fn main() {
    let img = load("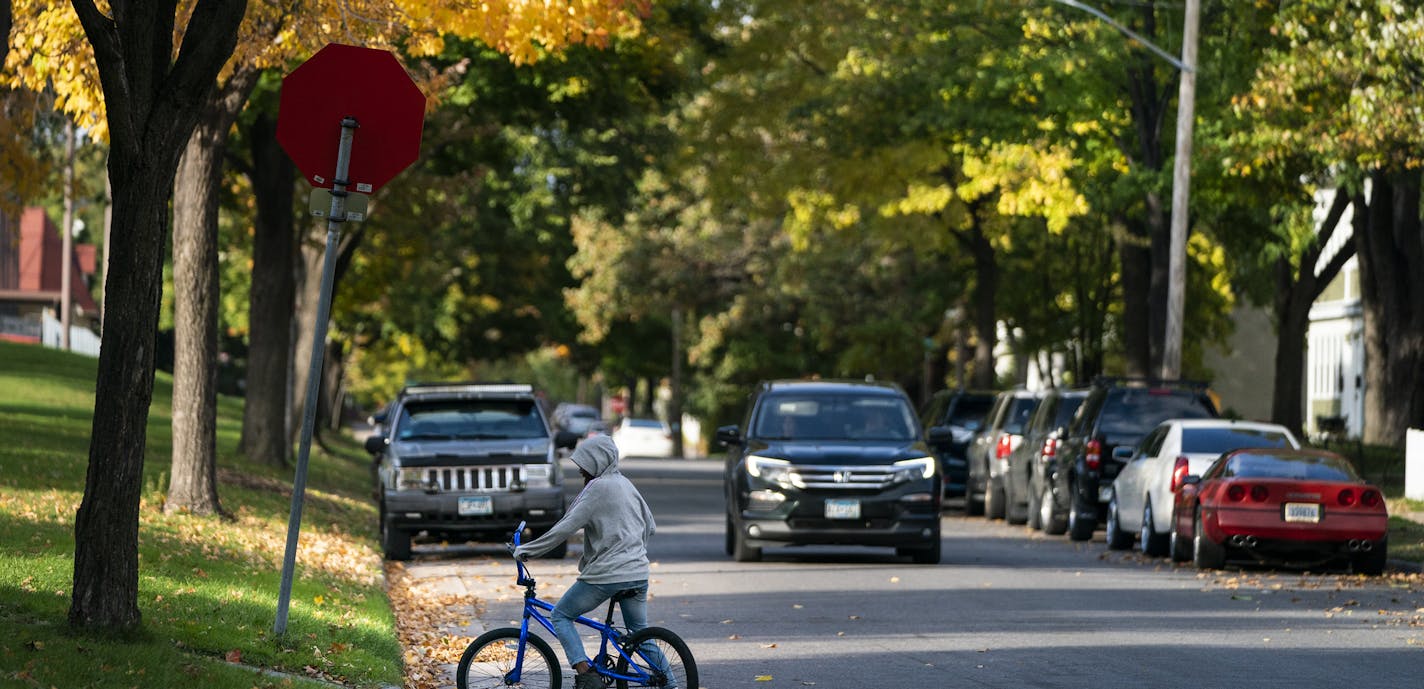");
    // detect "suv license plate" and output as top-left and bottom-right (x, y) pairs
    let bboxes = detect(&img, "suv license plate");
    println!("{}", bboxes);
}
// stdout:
(458, 496), (493, 516)
(825, 499), (860, 520)
(1283, 502), (1320, 523)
